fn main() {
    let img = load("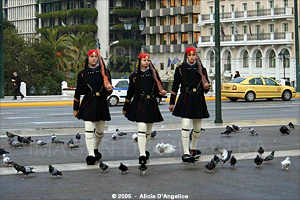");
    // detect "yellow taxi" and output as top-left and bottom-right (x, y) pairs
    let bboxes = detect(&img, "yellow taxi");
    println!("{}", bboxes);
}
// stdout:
(221, 76), (296, 102)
